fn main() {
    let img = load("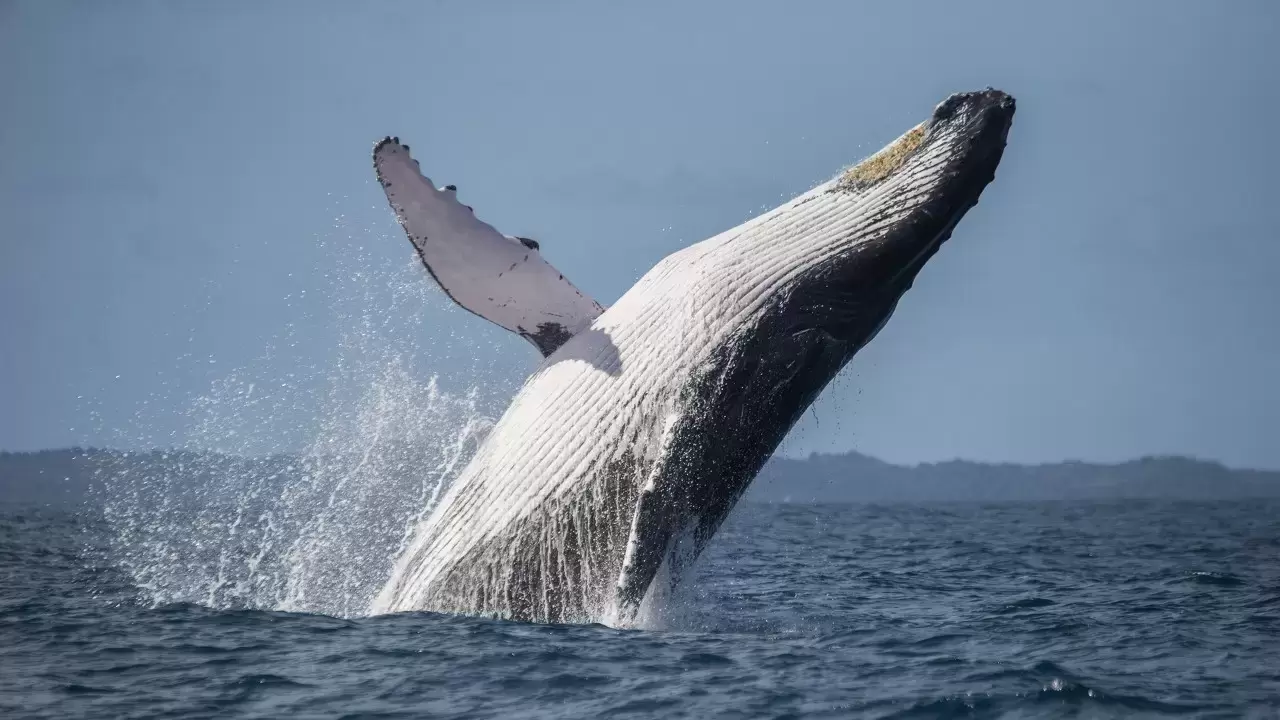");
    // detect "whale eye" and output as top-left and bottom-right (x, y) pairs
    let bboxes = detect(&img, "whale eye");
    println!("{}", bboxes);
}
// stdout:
(837, 122), (927, 191)
(517, 237), (540, 251)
